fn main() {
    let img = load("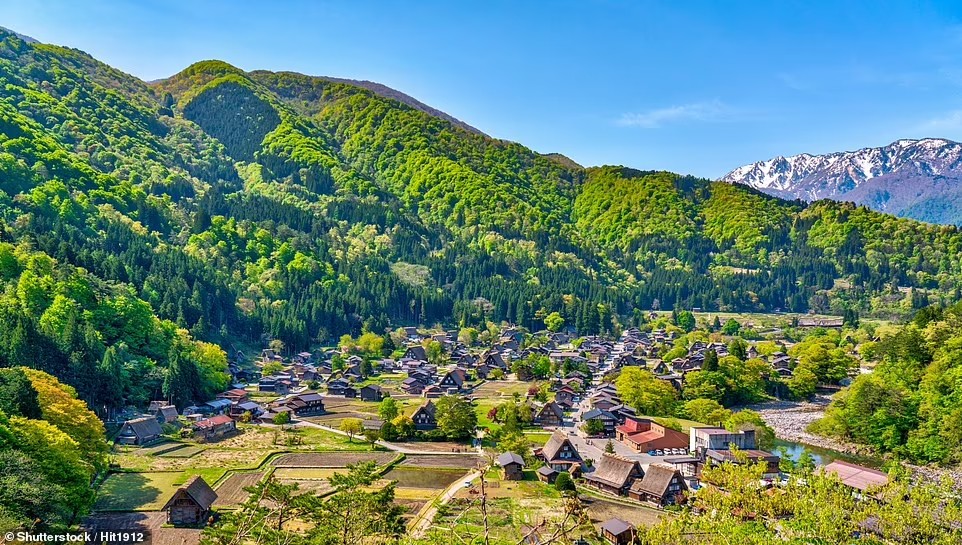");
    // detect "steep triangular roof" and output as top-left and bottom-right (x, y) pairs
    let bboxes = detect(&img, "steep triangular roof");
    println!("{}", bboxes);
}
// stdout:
(630, 463), (683, 497)
(584, 453), (643, 489)
(162, 475), (217, 511)
(542, 430), (581, 462)
(537, 401), (564, 420)
(121, 416), (163, 439)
